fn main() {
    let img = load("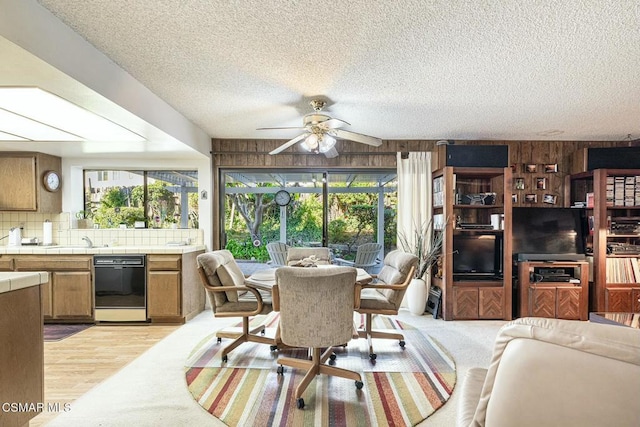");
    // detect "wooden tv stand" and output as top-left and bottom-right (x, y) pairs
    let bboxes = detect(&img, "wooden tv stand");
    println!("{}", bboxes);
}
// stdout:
(518, 261), (589, 320)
